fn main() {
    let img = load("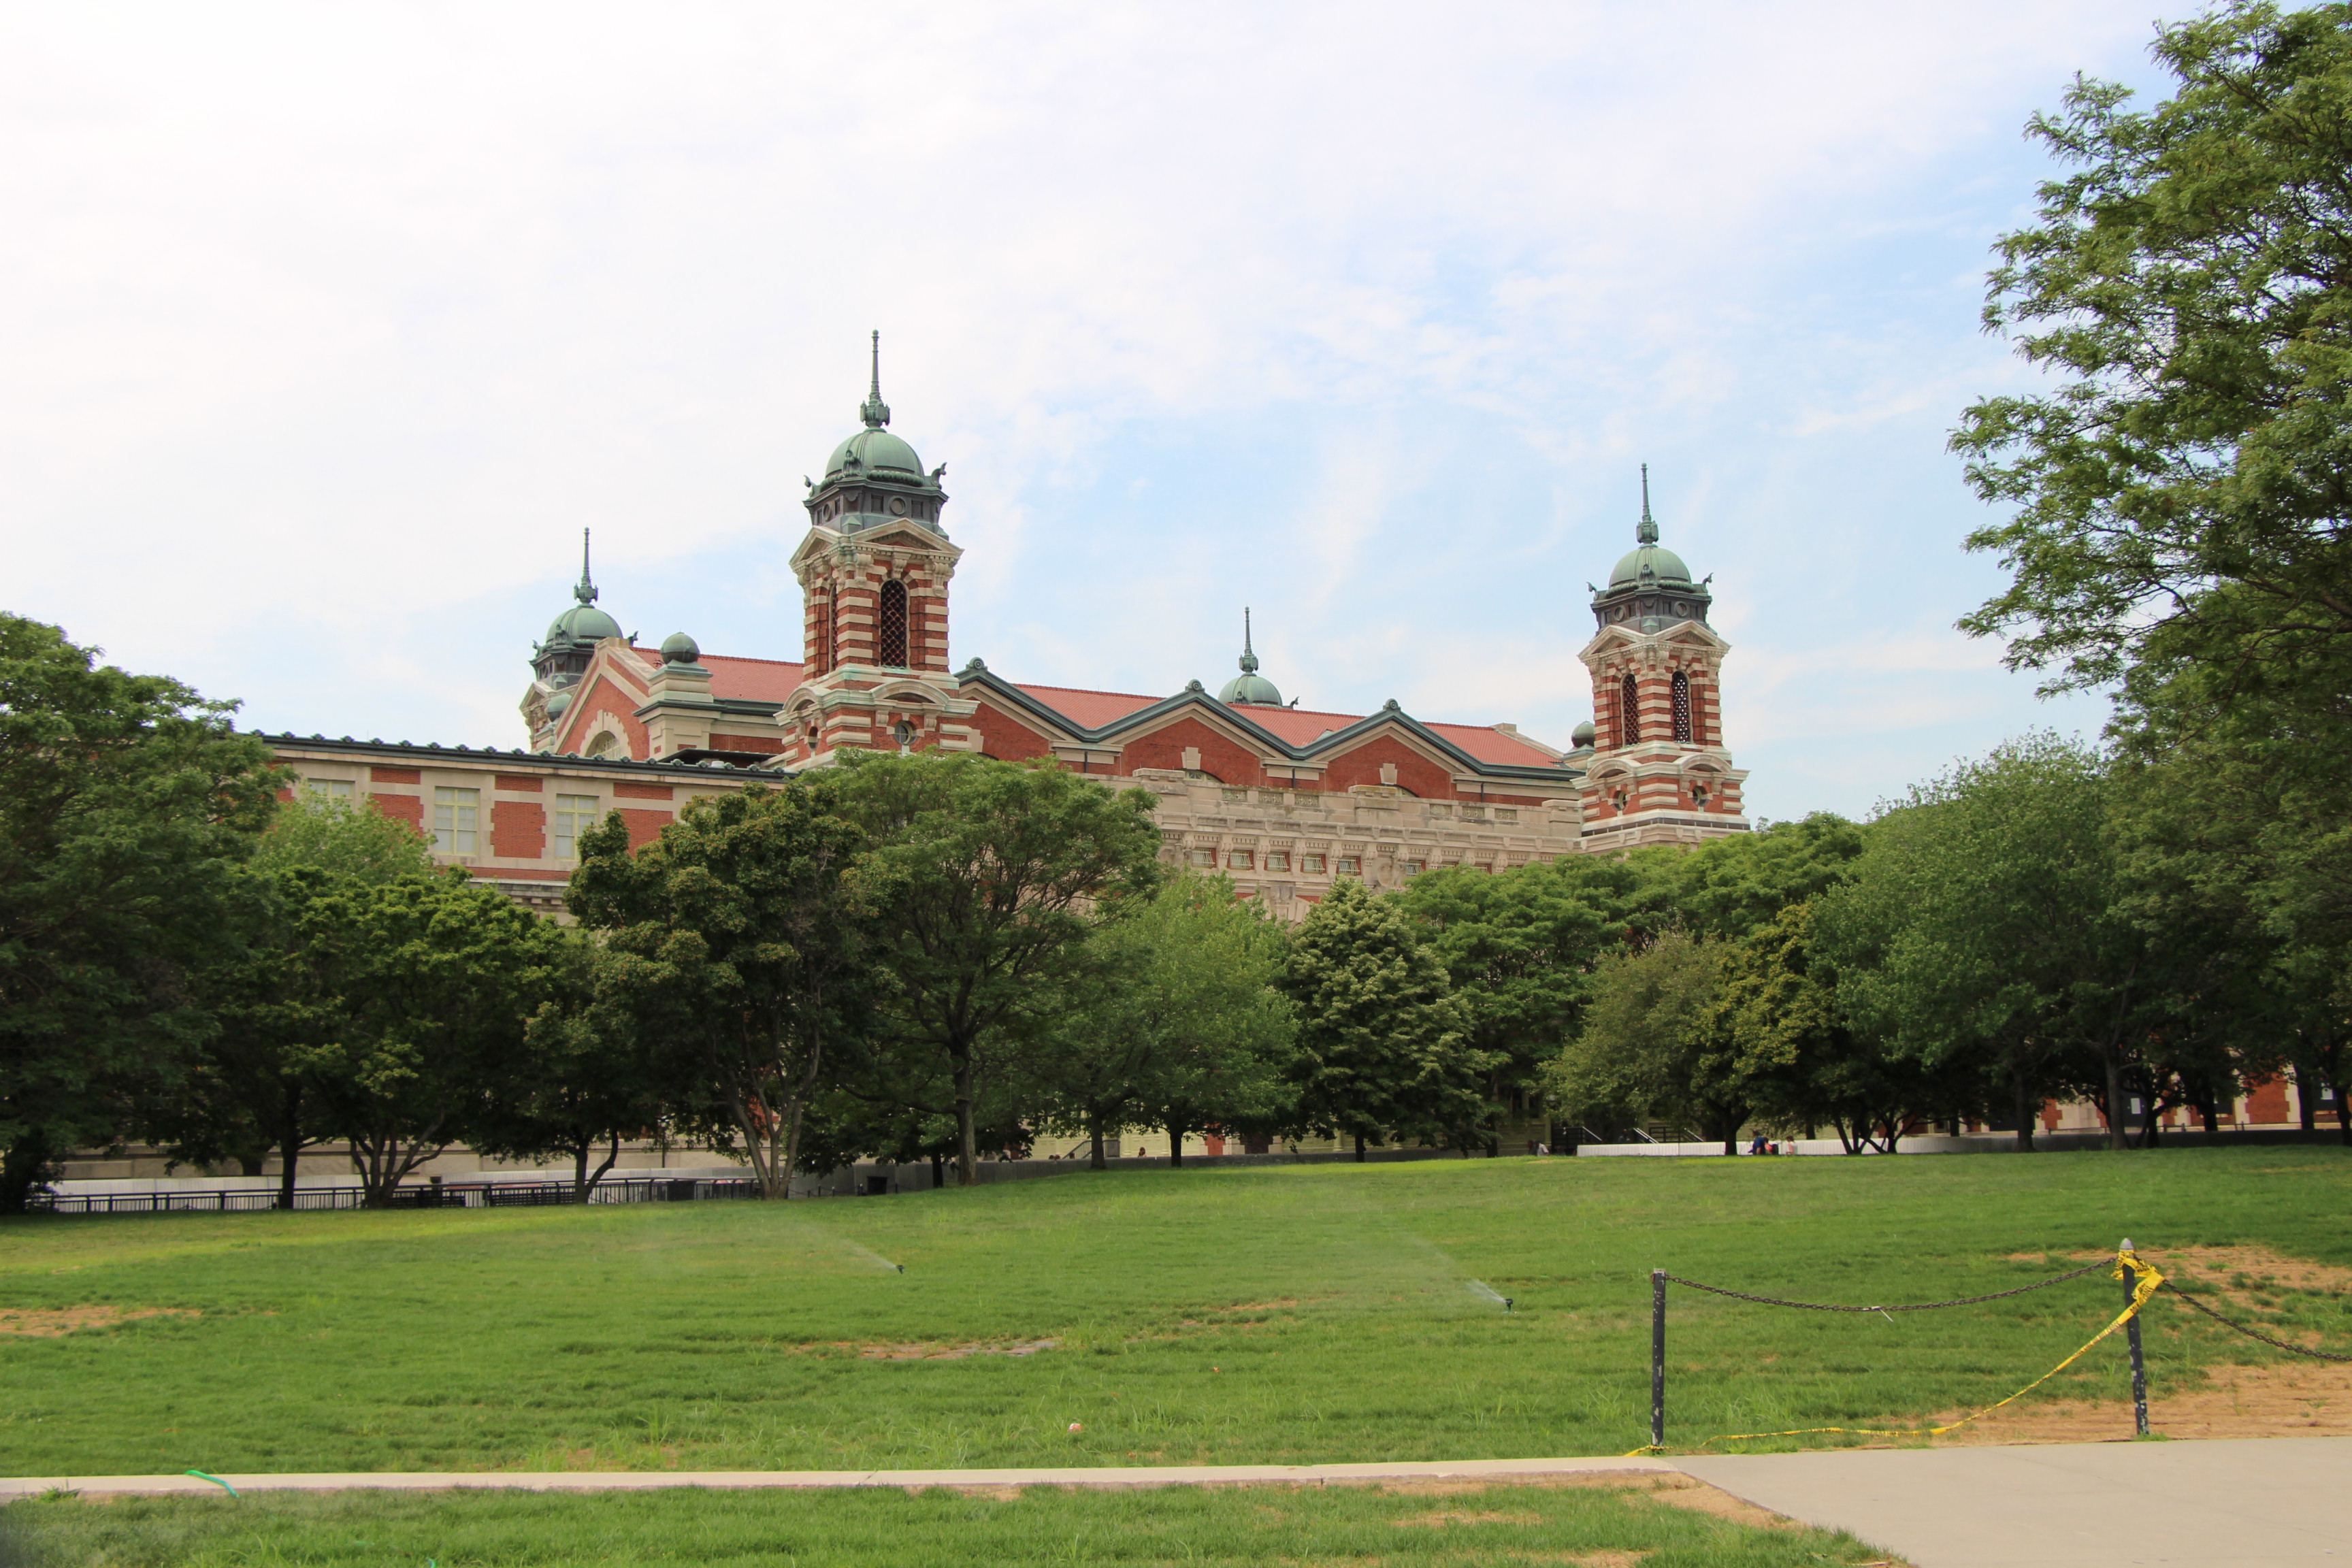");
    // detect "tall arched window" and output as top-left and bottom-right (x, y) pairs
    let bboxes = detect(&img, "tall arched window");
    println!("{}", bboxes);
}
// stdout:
(877, 579), (909, 667)
(1620, 672), (1640, 745)
(1671, 670), (1692, 743)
